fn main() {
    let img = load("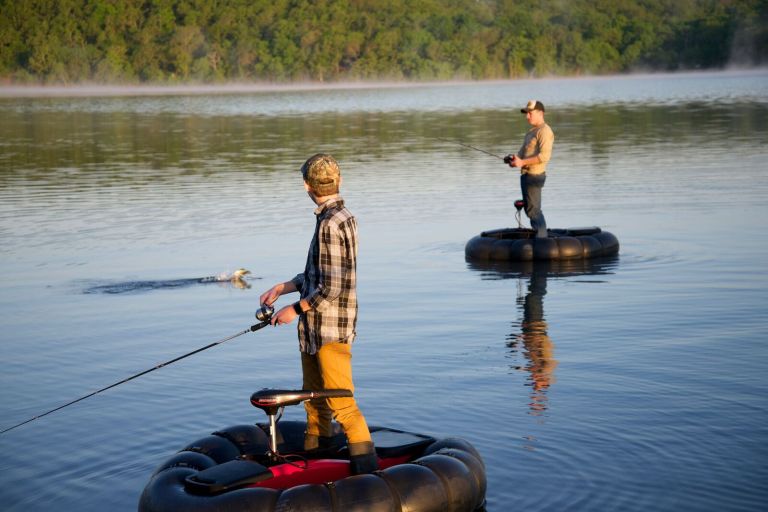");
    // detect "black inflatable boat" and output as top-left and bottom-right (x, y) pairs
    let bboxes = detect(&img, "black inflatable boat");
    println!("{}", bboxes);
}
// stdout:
(139, 388), (487, 512)
(466, 226), (619, 262)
